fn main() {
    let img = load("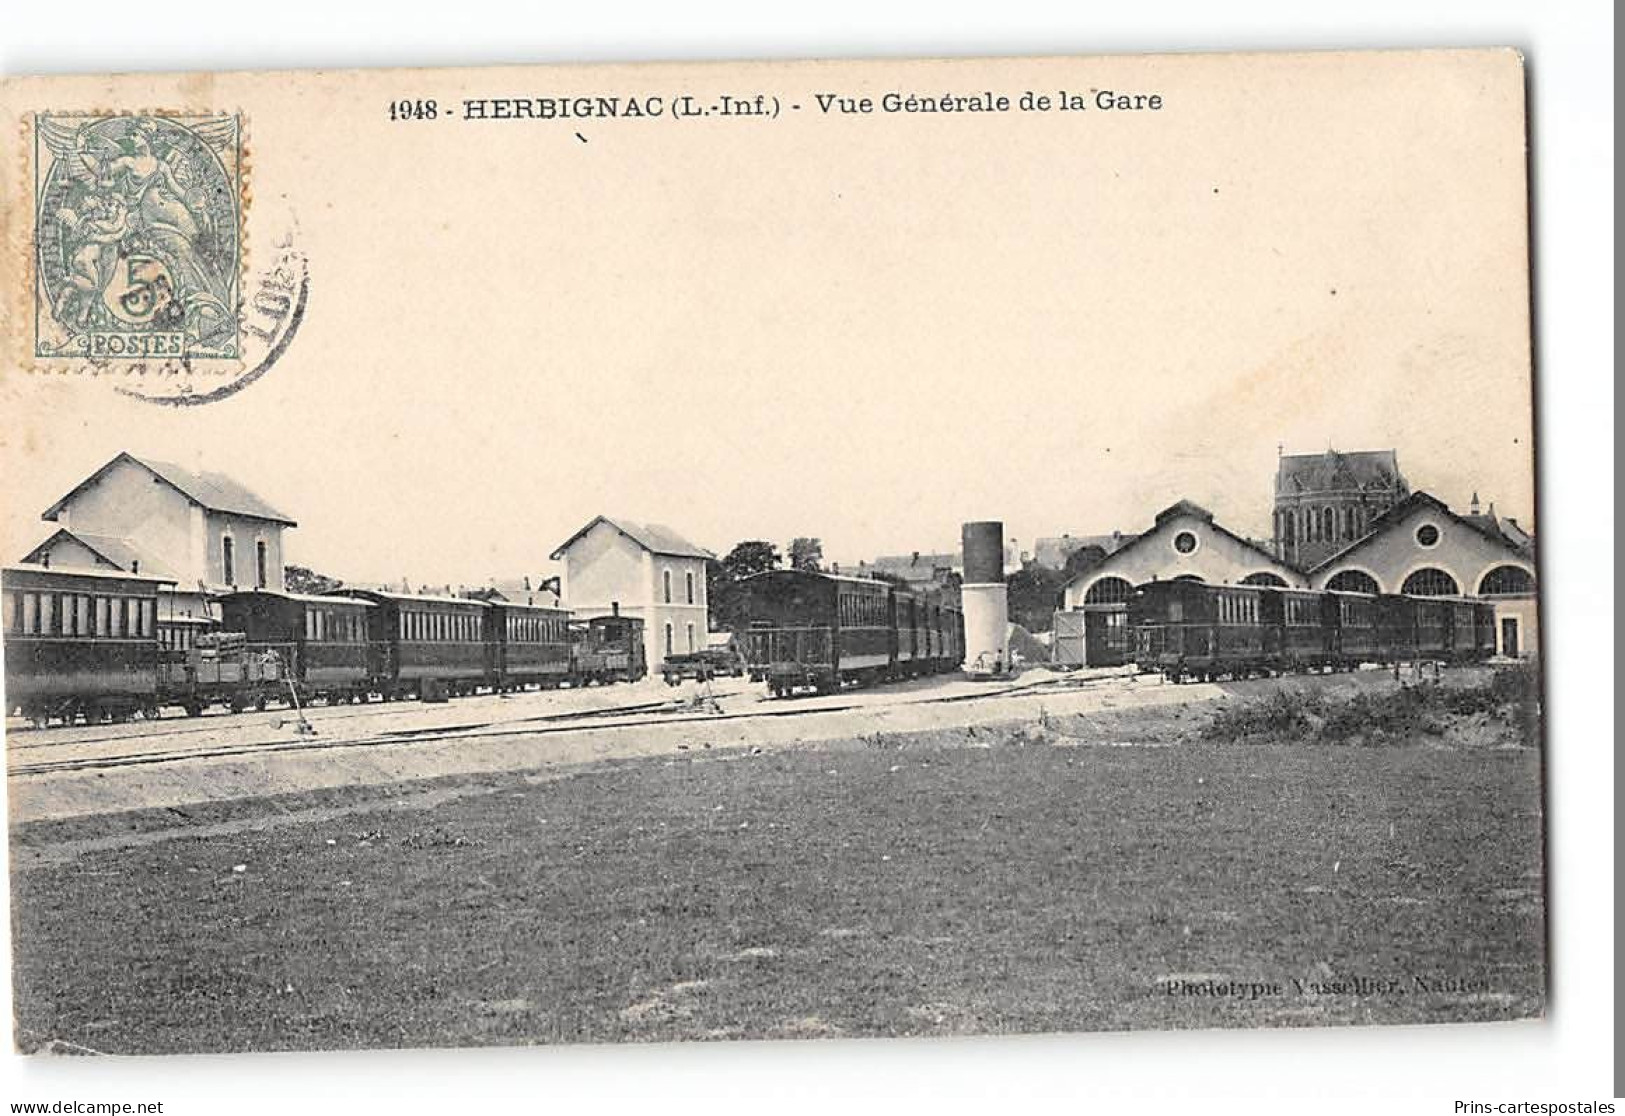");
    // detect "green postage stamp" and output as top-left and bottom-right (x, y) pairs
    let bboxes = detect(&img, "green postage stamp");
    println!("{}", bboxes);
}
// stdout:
(34, 113), (242, 362)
